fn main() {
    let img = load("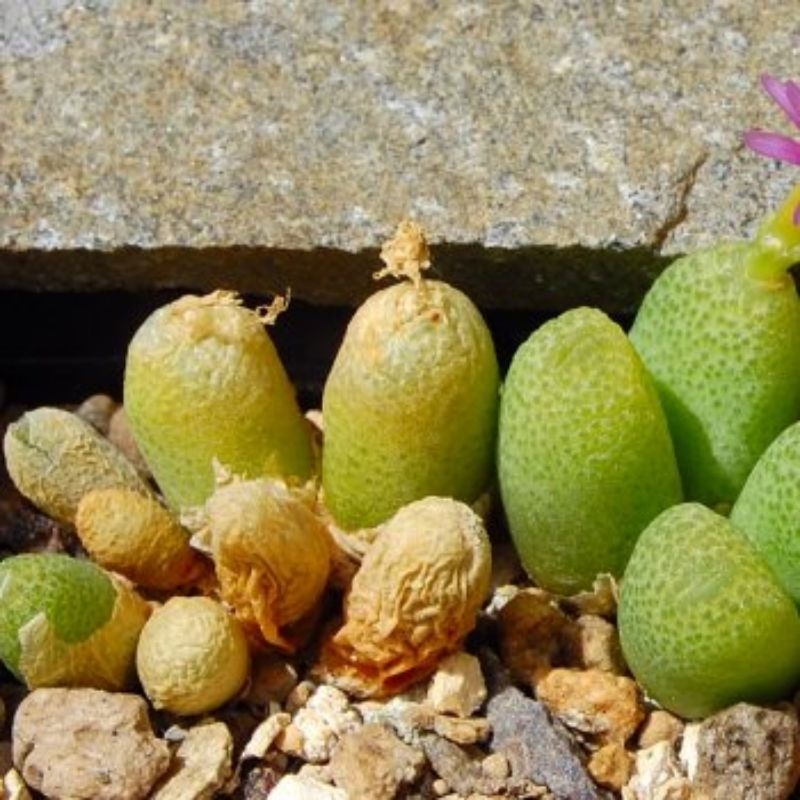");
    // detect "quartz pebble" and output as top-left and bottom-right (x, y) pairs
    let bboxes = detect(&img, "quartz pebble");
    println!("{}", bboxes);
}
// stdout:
(282, 685), (362, 763)
(536, 668), (646, 745)
(622, 740), (691, 800)
(329, 723), (426, 799)
(358, 697), (436, 746)
(12, 688), (171, 800)
(427, 651), (488, 717)
(689, 703), (800, 800)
